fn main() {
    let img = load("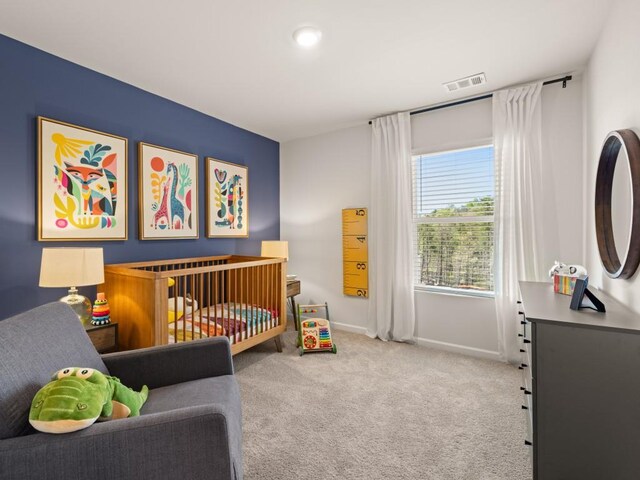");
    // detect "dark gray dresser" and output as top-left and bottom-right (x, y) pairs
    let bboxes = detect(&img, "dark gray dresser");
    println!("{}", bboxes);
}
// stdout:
(519, 281), (640, 480)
